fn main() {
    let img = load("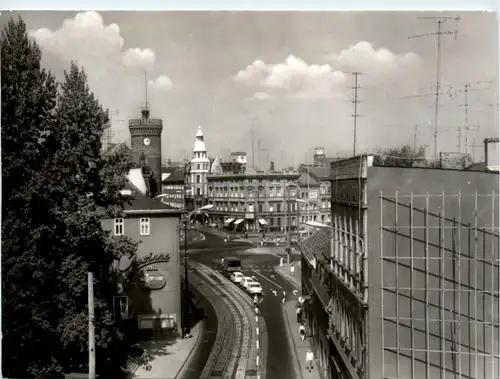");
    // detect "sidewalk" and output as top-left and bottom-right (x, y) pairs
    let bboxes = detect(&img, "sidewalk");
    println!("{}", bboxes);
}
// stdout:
(276, 263), (321, 379)
(246, 246), (301, 256)
(128, 322), (203, 379)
